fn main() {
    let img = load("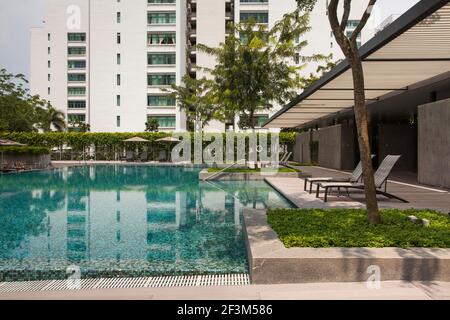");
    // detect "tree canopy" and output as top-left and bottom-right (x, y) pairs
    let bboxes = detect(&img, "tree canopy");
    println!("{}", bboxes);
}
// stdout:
(196, 10), (324, 130)
(0, 68), (66, 132)
(165, 75), (216, 132)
